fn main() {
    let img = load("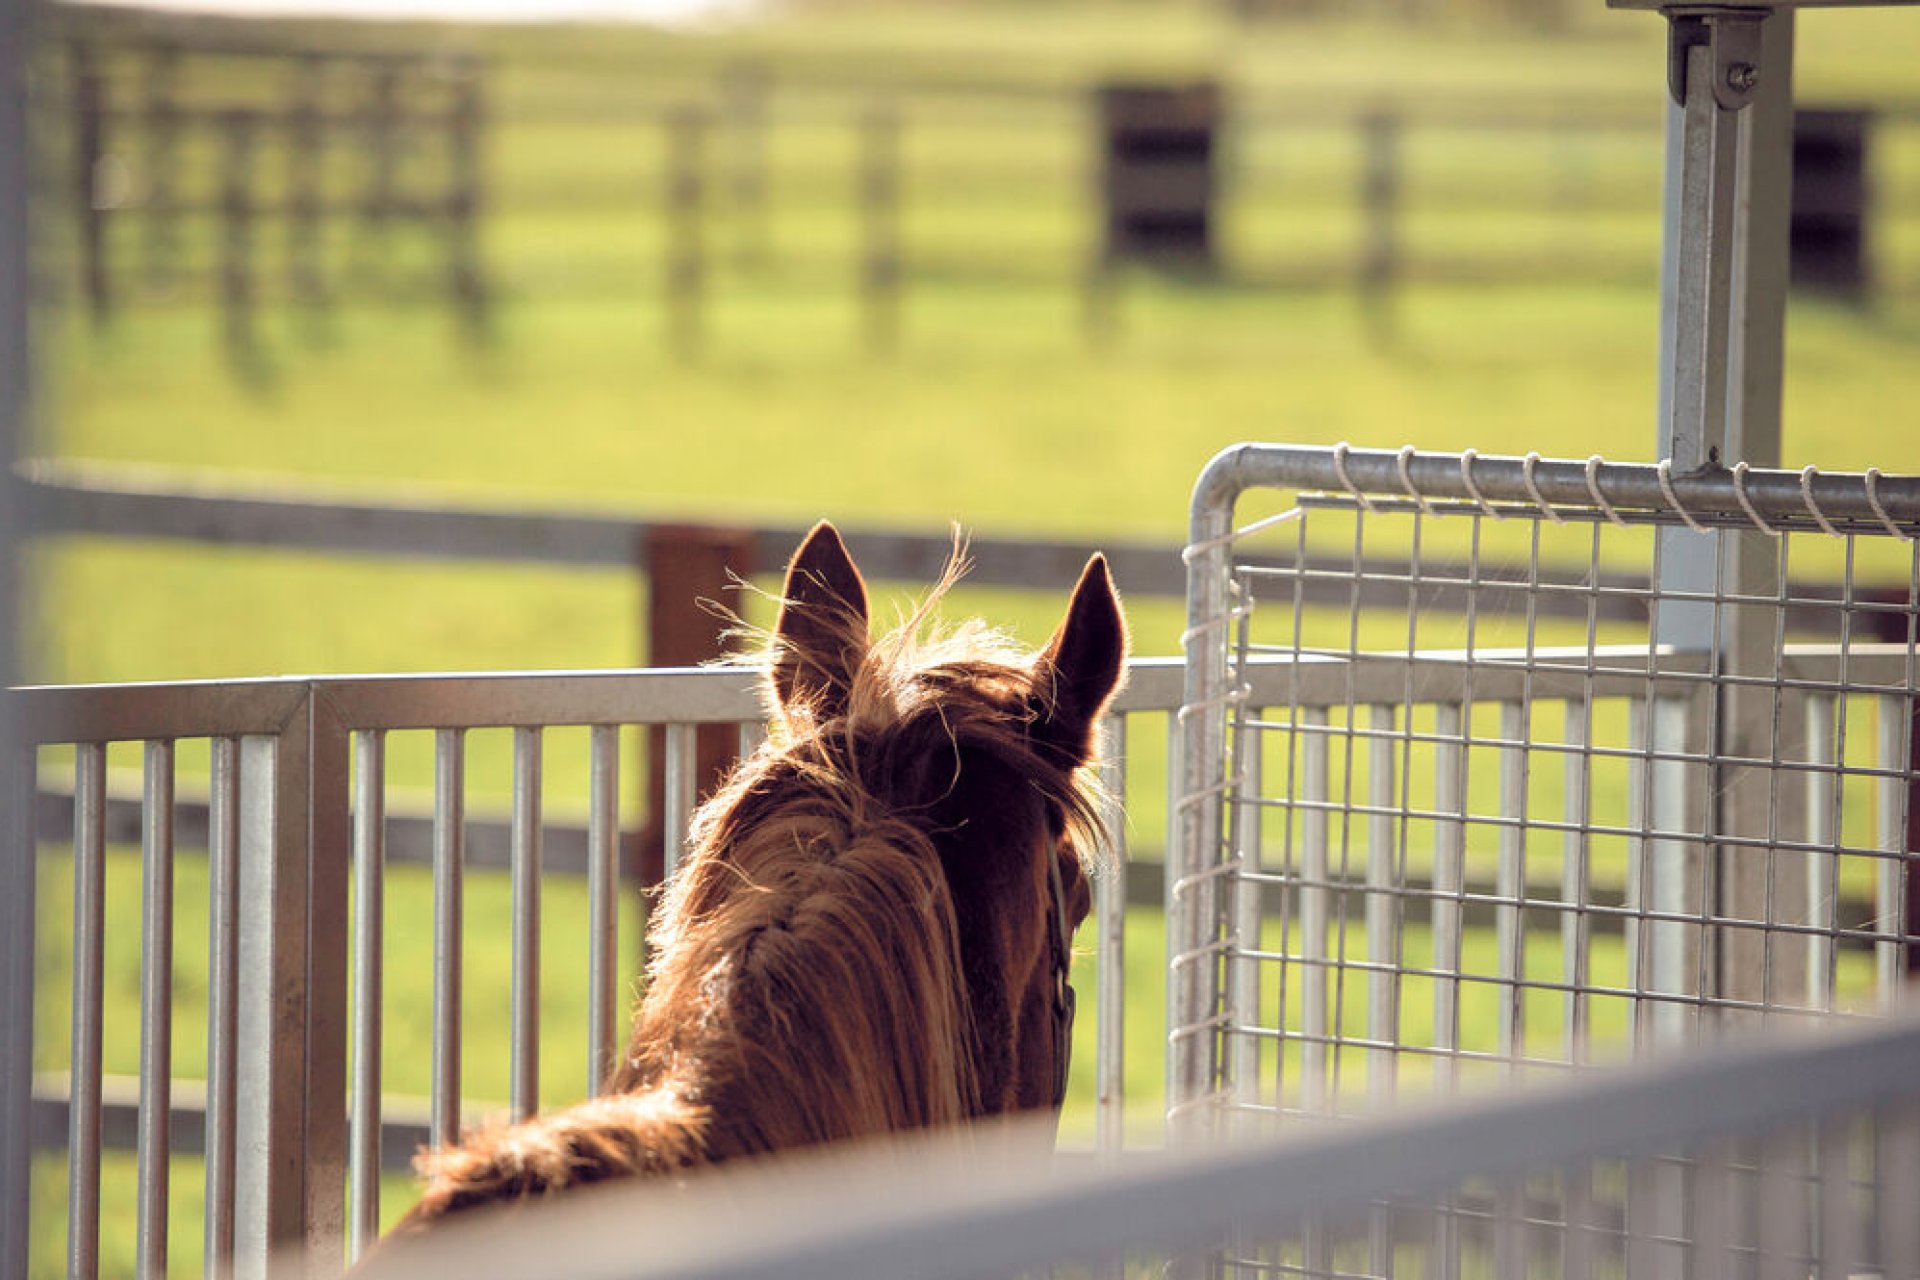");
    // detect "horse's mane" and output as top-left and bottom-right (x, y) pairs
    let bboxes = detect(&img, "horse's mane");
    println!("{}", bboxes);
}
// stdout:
(405, 556), (1108, 1221)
